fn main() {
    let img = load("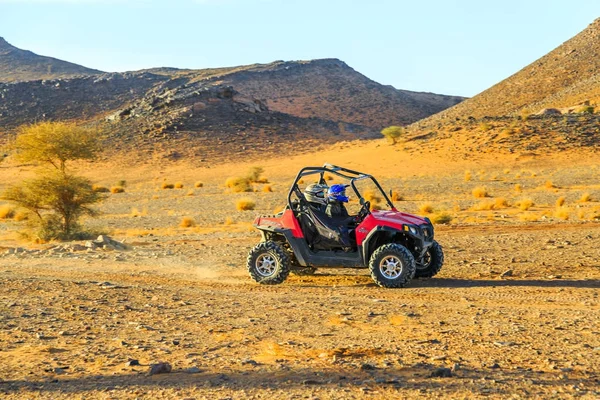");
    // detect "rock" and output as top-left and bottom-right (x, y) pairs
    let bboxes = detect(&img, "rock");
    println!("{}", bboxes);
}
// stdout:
(126, 359), (140, 367)
(92, 235), (128, 251)
(241, 359), (259, 366)
(489, 363), (501, 369)
(451, 363), (461, 372)
(500, 269), (513, 278)
(148, 362), (172, 376)
(360, 363), (377, 370)
(185, 366), (202, 374)
(430, 367), (452, 378)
